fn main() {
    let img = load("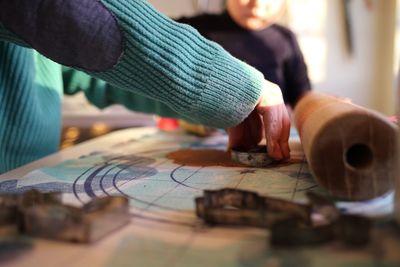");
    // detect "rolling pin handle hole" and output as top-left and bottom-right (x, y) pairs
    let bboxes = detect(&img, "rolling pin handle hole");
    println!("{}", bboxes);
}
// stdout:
(345, 144), (373, 170)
